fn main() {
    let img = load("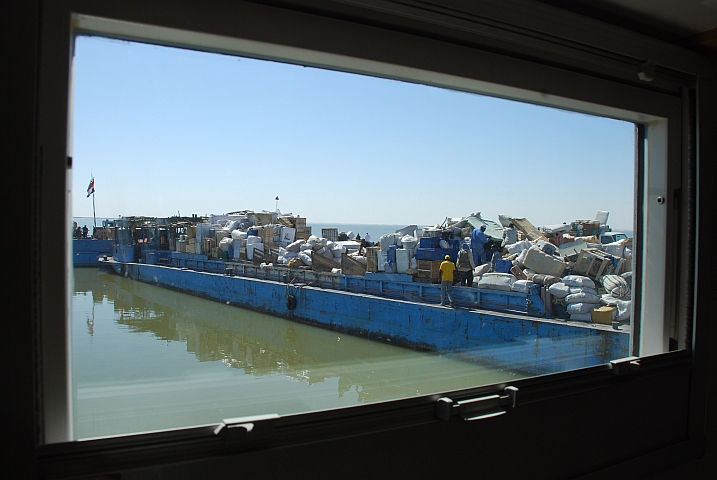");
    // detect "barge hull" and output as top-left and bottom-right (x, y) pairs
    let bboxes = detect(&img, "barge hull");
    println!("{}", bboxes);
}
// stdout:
(107, 262), (629, 375)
